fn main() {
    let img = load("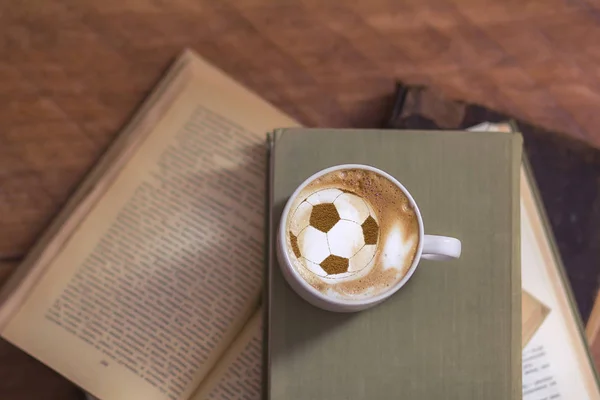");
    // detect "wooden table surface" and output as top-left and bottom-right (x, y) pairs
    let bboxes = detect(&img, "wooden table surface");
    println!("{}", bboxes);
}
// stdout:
(1, 0), (600, 398)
